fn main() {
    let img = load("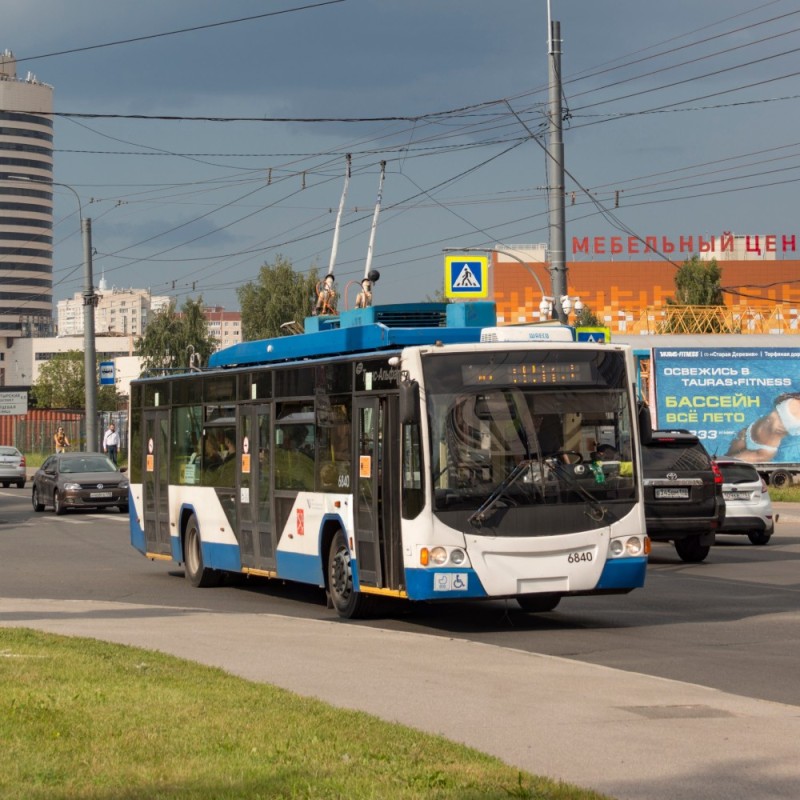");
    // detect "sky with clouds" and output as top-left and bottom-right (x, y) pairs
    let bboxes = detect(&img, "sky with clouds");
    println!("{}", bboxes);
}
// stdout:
(4, 0), (799, 312)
